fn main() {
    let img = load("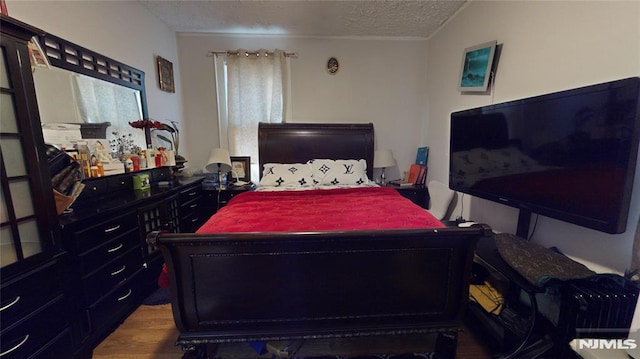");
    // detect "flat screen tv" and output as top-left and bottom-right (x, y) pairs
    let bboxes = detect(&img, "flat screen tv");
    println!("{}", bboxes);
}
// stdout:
(450, 77), (640, 235)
